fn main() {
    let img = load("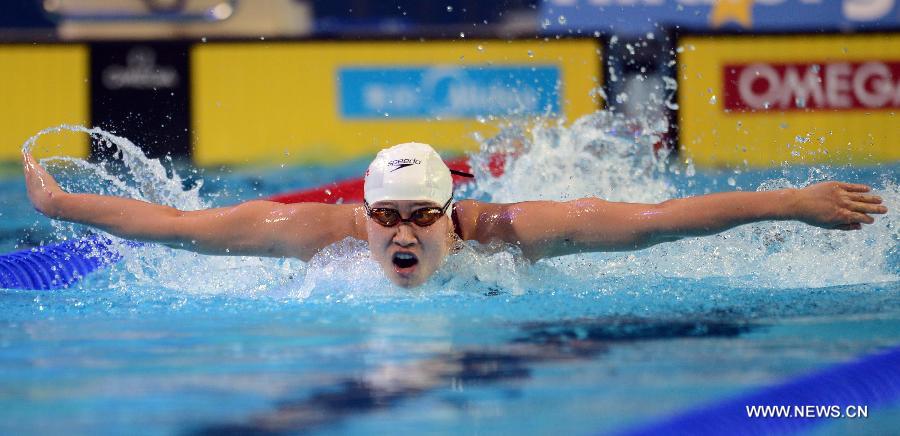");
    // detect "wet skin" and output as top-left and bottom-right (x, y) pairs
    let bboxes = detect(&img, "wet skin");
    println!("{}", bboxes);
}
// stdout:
(364, 200), (455, 288)
(24, 151), (889, 291)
